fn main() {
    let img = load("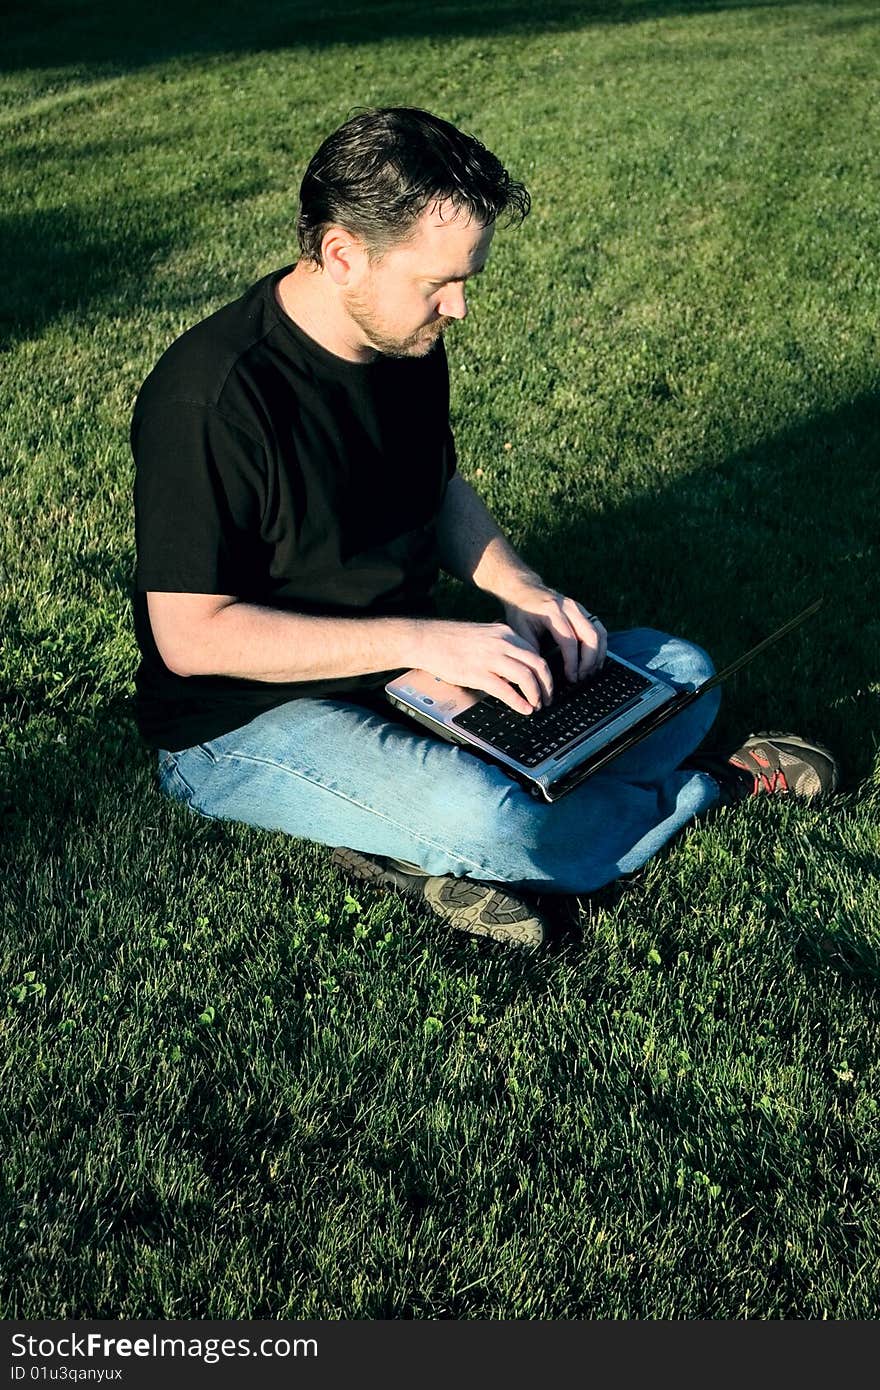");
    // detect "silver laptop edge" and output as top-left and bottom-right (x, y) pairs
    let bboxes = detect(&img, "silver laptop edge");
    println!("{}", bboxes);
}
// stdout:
(384, 597), (825, 803)
(385, 651), (679, 797)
